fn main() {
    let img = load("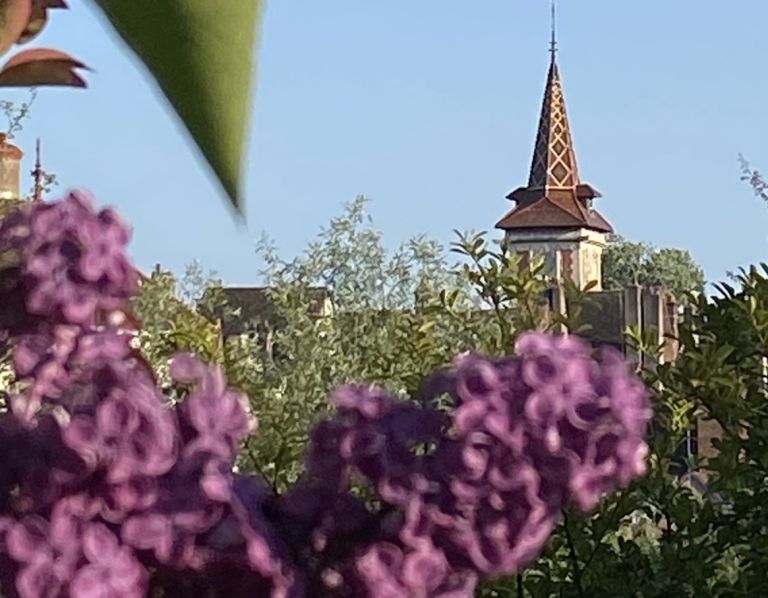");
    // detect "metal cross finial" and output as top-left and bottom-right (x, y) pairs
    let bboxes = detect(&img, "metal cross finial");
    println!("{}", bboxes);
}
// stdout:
(549, 0), (558, 60)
